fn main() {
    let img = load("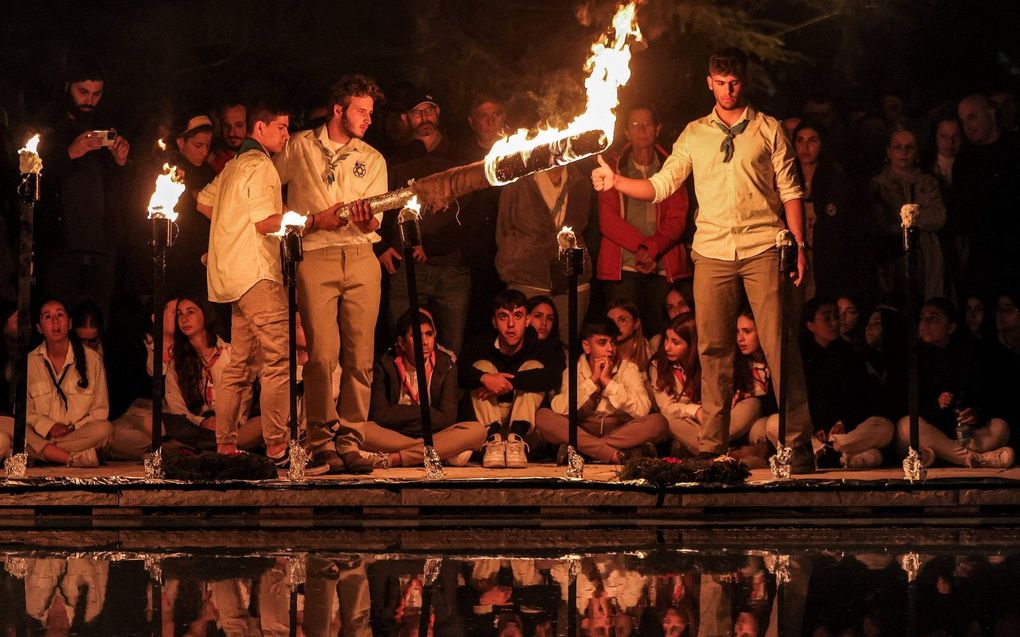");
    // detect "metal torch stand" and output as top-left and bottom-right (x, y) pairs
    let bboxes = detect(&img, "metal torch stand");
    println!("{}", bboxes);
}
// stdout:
(399, 207), (443, 479)
(769, 235), (798, 479)
(6, 172), (38, 479)
(902, 226), (926, 482)
(562, 246), (586, 479)
(145, 216), (174, 480)
(281, 232), (309, 481)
